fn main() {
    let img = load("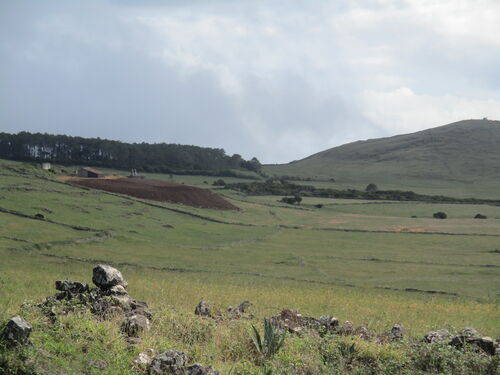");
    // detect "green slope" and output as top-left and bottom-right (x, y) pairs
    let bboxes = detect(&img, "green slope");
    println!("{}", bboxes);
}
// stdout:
(264, 119), (500, 198)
